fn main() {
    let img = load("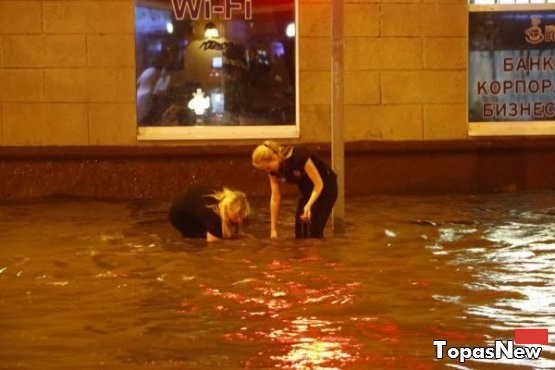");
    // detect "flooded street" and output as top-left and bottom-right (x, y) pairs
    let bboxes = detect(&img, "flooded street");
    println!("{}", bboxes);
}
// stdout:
(0, 191), (554, 369)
